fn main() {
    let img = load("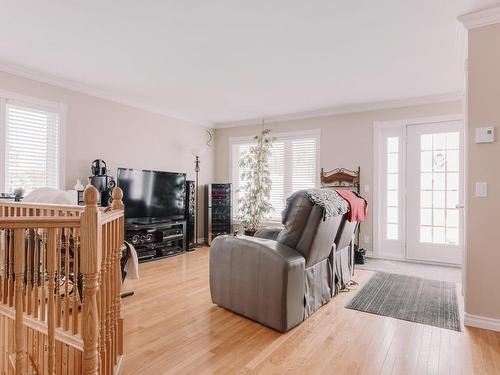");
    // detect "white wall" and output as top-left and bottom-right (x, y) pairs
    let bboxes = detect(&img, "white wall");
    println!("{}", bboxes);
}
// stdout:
(0, 70), (214, 238)
(214, 100), (462, 253)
